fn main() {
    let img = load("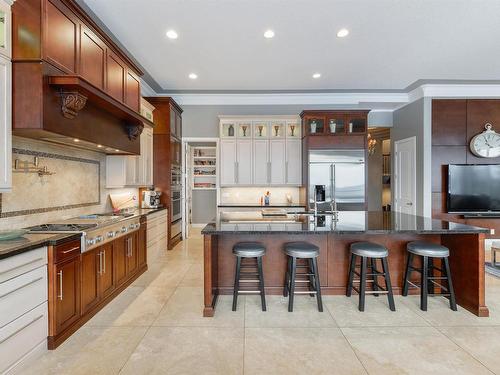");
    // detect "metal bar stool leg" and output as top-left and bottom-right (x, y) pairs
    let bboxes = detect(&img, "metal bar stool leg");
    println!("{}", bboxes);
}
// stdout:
(382, 257), (396, 311)
(232, 257), (242, 311)
(346, 254), (356, 297)
(257, 256), (266, 311)
(283, 257), (291, 297)
(371, 258), (379, 297)
(420, 256), (429, 311)
(308, 259), (315, 297)
(359, 256), (367, 312)
(402, 253), (413, 296)
(443, 257), (457, 311)
(427, 258), (435, 295)
(311, 257), (323, 312)
(288, 257), (297, 312)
